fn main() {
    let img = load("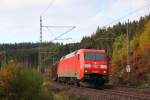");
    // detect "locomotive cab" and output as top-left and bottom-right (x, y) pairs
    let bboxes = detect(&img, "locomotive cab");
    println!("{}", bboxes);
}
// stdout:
(82, 51), (109, 85)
